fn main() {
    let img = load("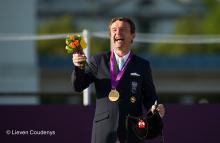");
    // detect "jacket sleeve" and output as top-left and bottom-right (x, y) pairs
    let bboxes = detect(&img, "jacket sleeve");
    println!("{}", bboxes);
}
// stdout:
(142, 62), (158, 111)
(71, 56), (97, 92)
